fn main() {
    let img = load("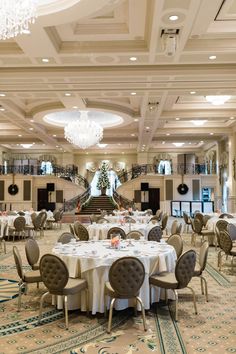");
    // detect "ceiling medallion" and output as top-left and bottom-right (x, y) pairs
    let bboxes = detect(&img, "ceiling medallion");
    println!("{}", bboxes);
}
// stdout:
(64, 111), (103, 149)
